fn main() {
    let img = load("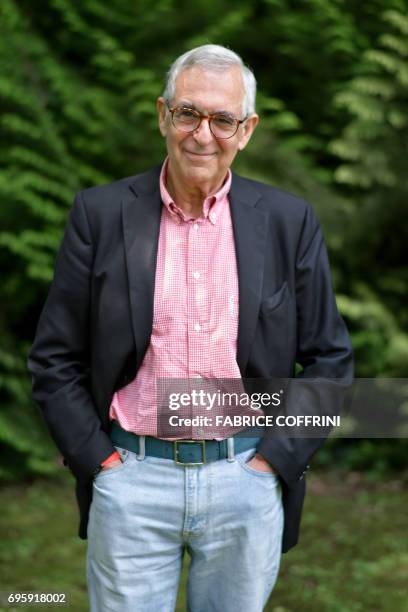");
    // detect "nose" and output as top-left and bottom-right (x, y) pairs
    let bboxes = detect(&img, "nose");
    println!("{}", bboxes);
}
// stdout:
(192, 117), (214, 146)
